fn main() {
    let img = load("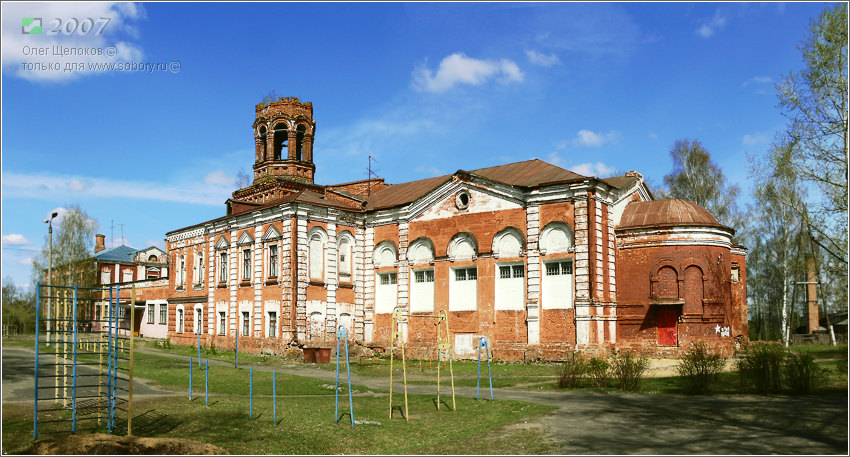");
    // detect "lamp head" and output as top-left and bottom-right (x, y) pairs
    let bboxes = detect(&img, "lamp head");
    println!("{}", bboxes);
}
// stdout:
(51, 211), (58, 219)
